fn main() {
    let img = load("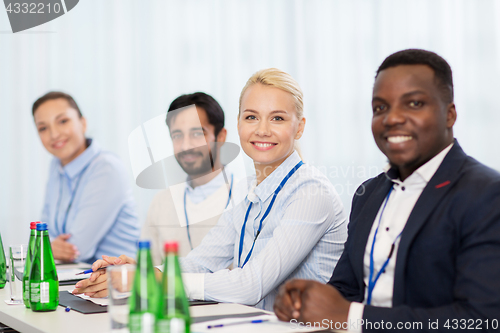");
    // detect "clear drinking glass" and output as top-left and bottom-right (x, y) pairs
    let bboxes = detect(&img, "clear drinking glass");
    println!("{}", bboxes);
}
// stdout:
(107, 264), (136, 332)
(6, 244), (27, 305)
